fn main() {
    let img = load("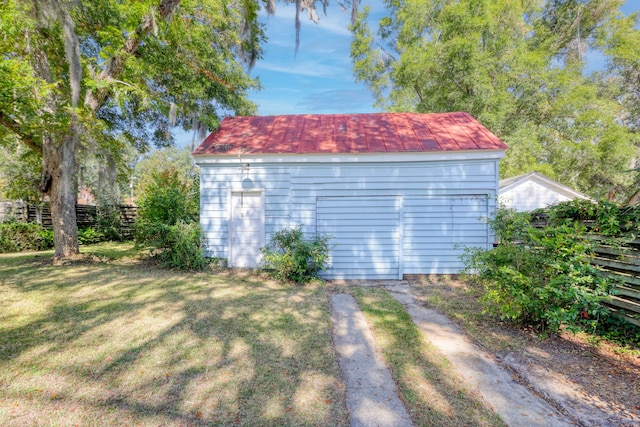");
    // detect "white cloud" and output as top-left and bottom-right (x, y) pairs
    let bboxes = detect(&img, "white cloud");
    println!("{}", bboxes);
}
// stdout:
(255, 58), (349, 79)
